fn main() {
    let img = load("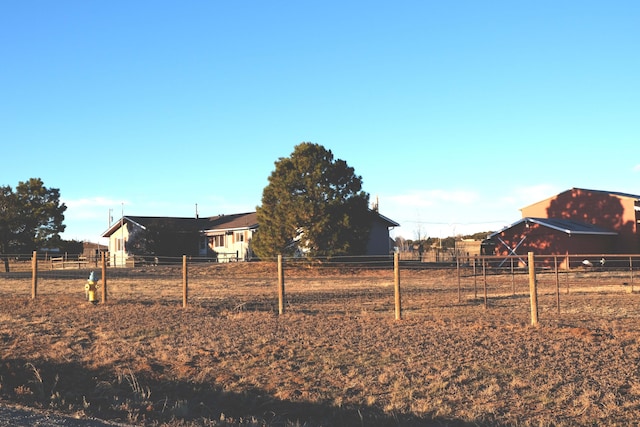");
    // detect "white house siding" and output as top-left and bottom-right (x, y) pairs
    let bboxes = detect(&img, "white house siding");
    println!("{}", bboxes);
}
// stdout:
(108, 222), (131, 267)
(206, 229), (255, 262)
